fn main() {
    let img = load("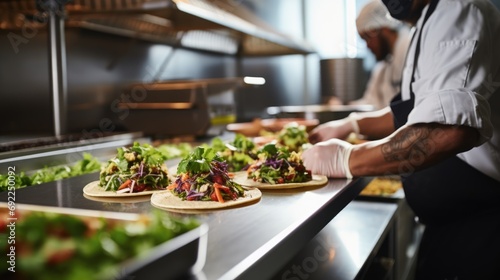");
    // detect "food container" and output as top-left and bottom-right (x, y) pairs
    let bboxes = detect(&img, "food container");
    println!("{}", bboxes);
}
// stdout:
(266, 104), (374, 124)
(226, 118), (319, 137)
(356, 176), (405, 202)
(260, 118), (319, 132)
(0, 203), (208, 280)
